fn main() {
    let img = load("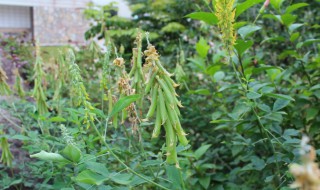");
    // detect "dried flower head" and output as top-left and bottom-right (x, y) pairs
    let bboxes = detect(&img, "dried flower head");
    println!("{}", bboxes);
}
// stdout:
(289, 136), (320, 190)
(113, 57), (125, 68)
